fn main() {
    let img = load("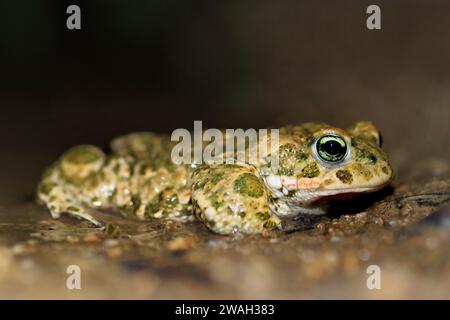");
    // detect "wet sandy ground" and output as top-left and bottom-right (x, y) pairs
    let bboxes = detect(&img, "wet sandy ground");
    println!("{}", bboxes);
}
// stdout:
(0, 150), (449, 299)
